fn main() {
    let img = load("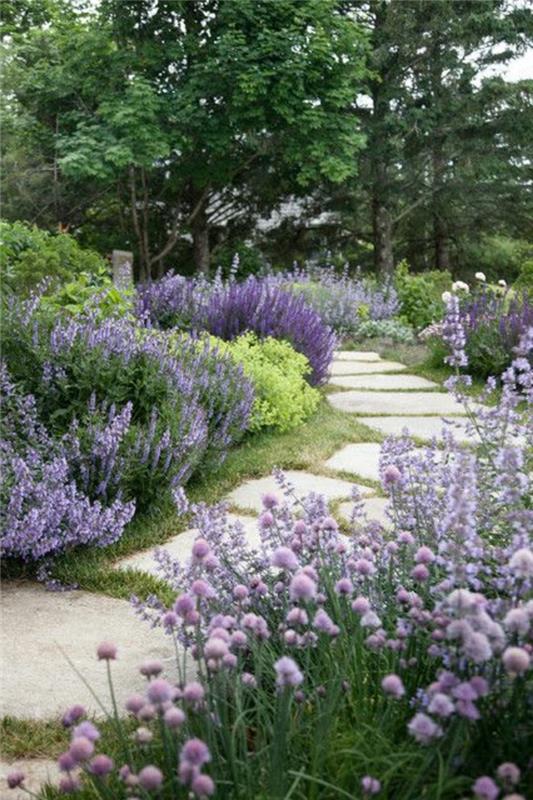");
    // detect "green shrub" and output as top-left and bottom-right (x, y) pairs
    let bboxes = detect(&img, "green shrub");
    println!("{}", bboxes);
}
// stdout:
(0, 220), (106, 295)
(39, 268), (133, 318)
(394, 261), (448, 330)
(213, 333), (321, 432)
